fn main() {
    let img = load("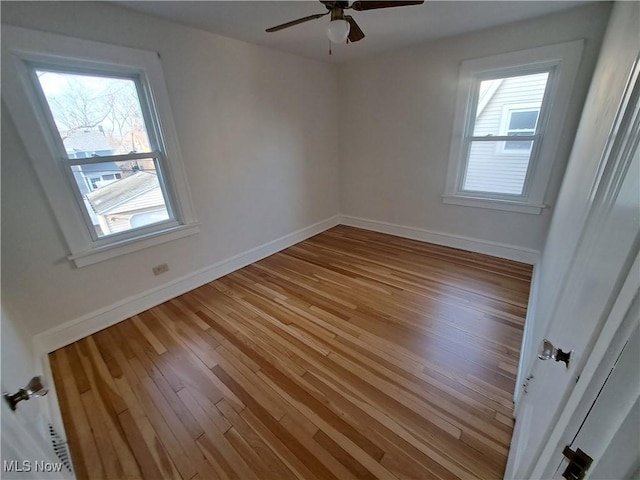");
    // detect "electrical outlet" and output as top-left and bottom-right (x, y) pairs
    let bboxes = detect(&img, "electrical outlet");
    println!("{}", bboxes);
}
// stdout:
(152, 263), (169, 276)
